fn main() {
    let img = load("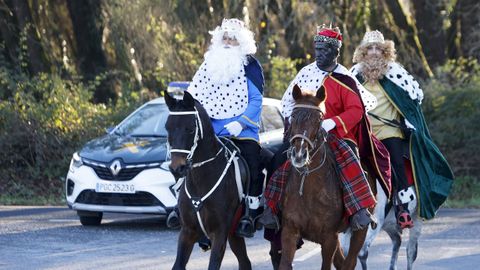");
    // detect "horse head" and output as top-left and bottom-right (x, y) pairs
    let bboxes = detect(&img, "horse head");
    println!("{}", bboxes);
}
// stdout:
(164, 91), (202, 178)
(289, 84), (327, 168)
